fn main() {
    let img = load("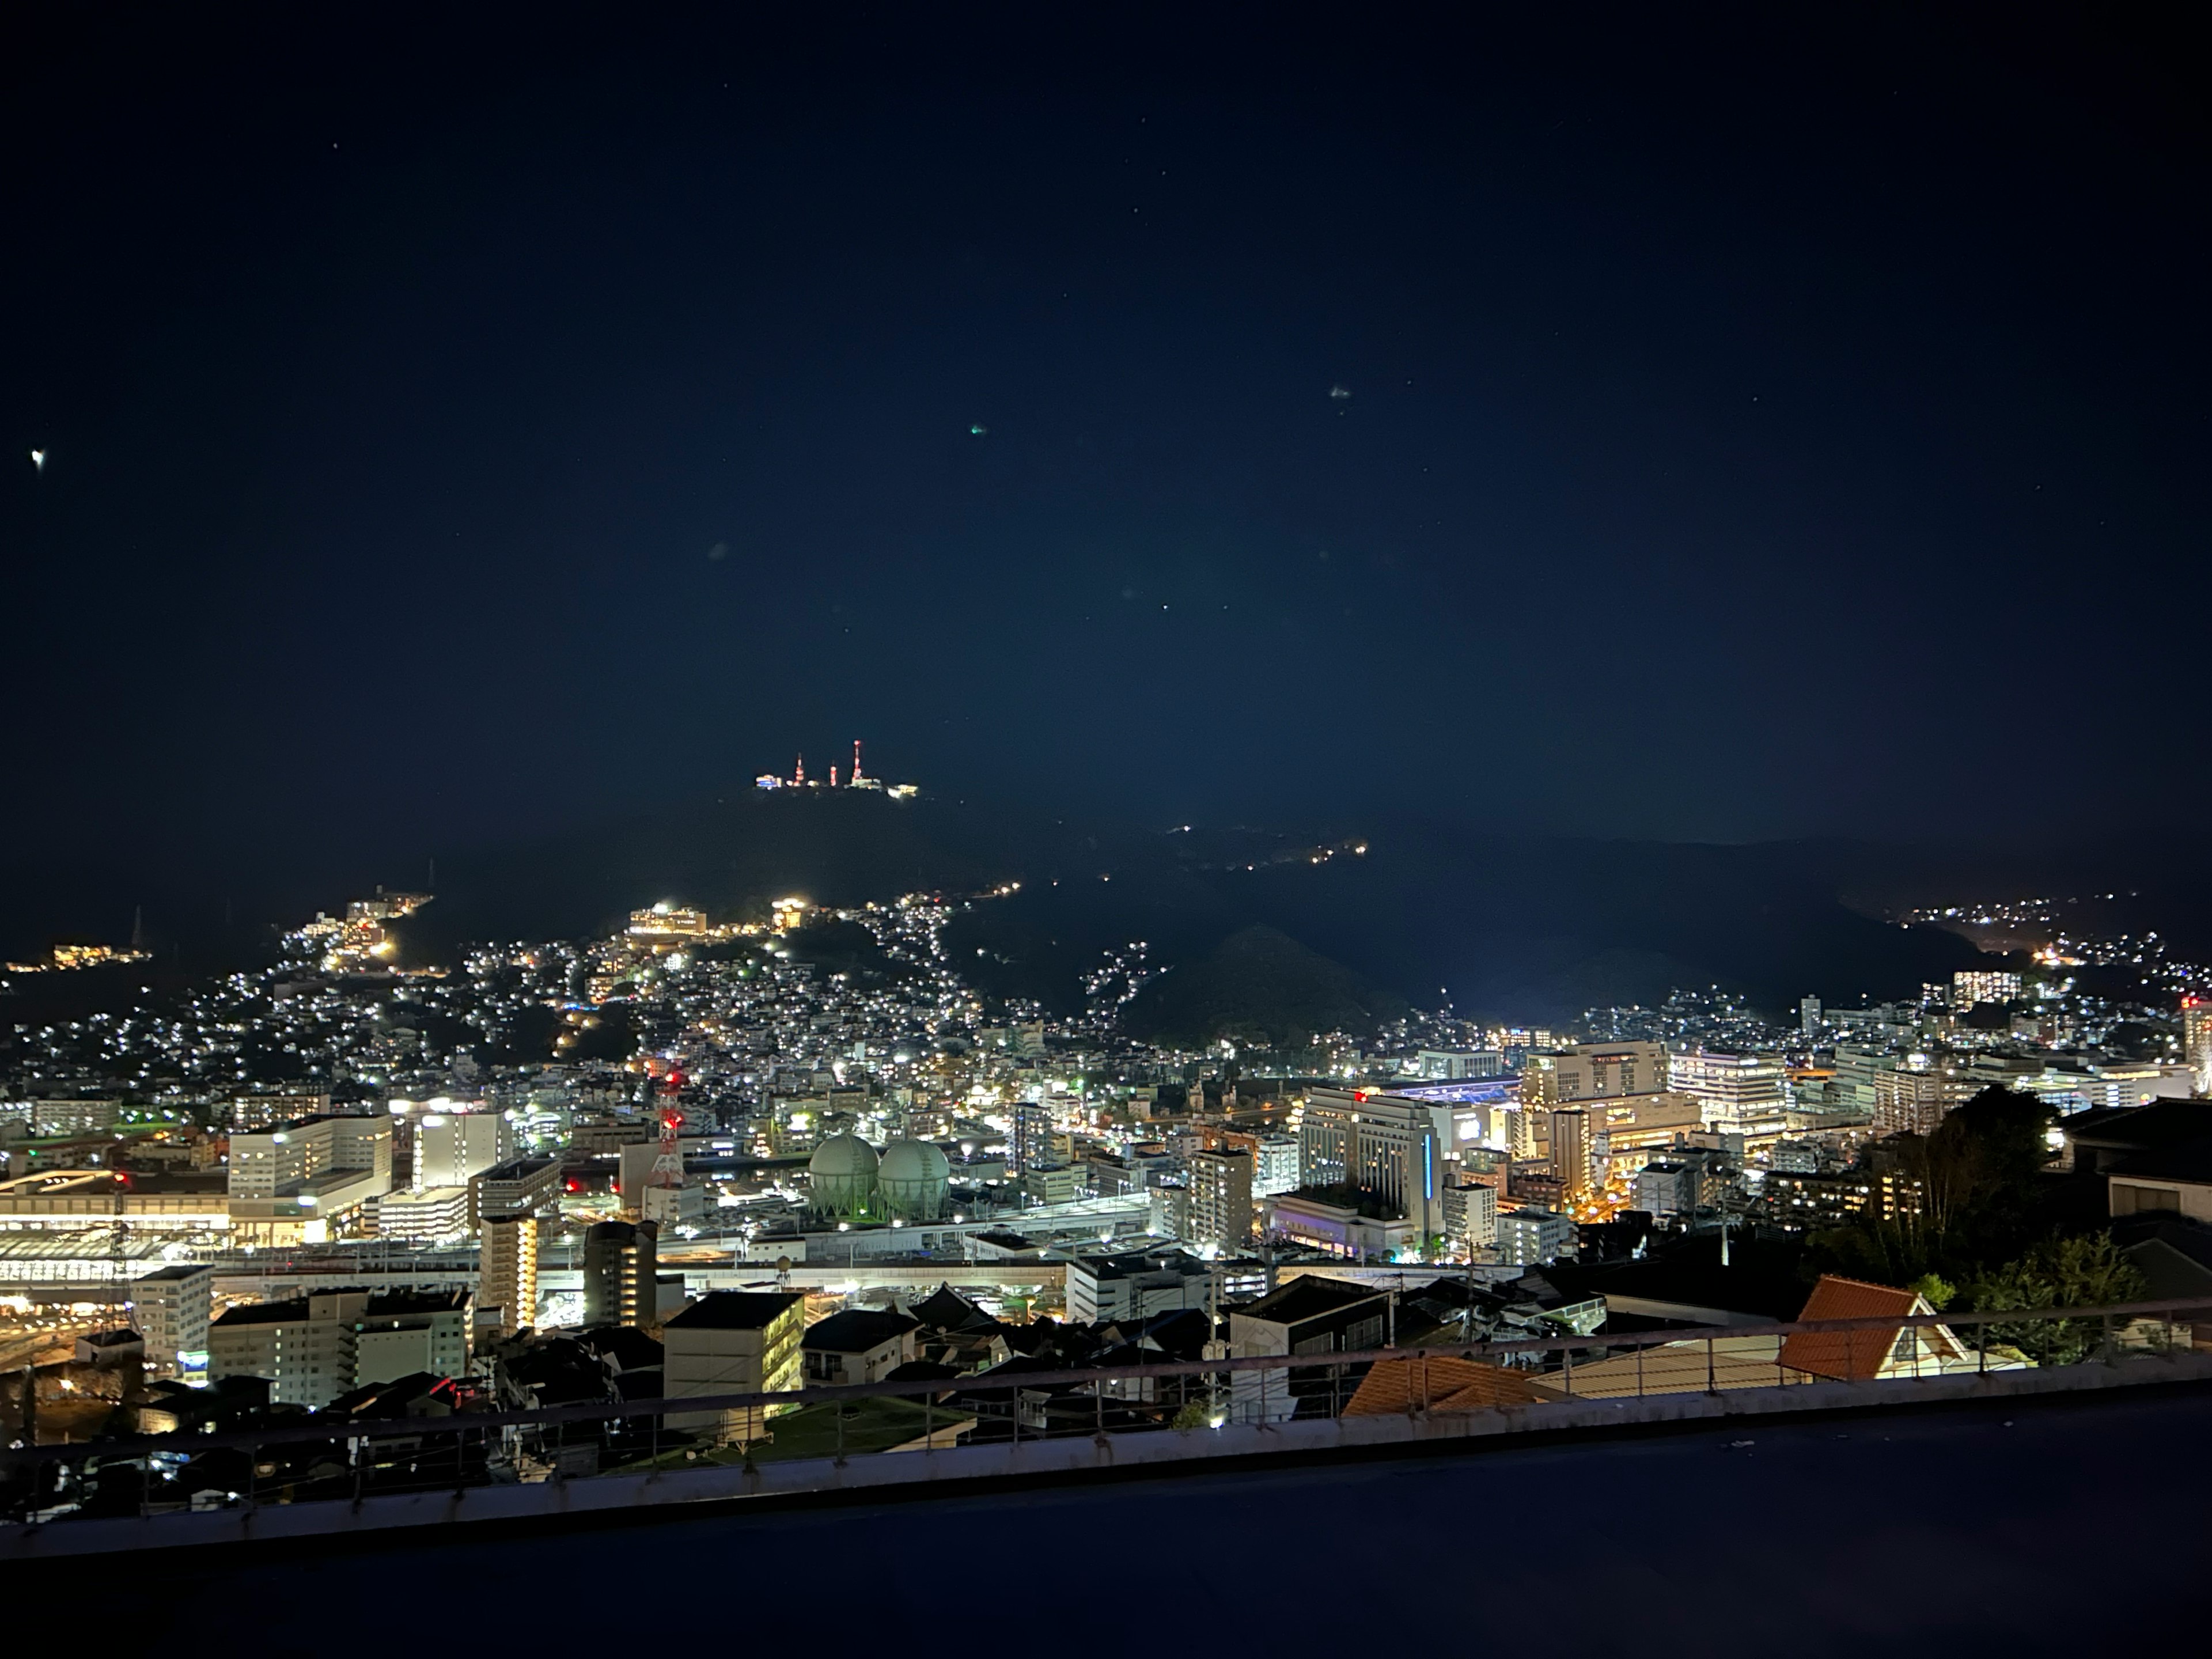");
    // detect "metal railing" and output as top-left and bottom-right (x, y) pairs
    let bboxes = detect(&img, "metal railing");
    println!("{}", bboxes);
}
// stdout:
(4, 1296), (2207, 1528)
